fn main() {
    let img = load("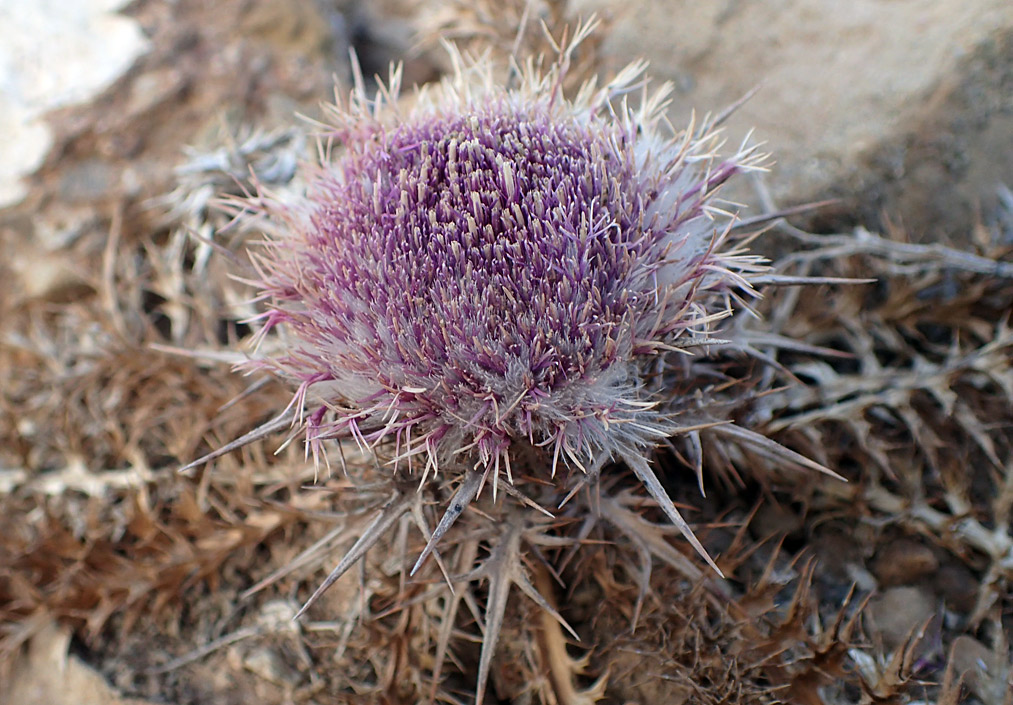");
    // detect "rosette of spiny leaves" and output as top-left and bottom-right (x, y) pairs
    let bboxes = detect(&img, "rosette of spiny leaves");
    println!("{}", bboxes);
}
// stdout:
(209, 23), (838, 704)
